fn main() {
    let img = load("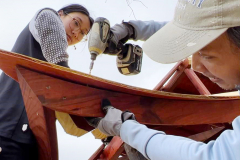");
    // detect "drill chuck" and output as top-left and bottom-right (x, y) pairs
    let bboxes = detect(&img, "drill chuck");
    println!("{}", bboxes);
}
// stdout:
(90, 52), (98, 61)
